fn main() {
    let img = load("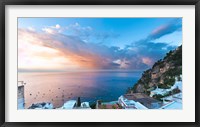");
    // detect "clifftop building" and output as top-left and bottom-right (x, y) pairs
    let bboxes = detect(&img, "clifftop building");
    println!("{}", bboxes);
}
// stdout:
(18, 81), (25, 109)
(118, 93), (162, 109)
